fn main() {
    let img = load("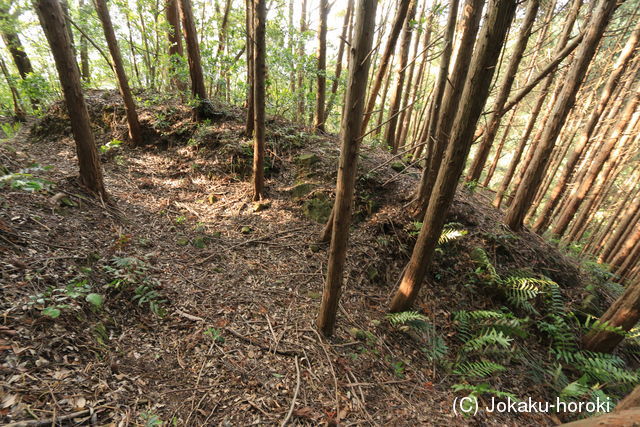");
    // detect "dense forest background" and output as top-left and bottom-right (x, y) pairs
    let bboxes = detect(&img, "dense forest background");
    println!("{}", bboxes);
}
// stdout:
(2, 0), (640, 425)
